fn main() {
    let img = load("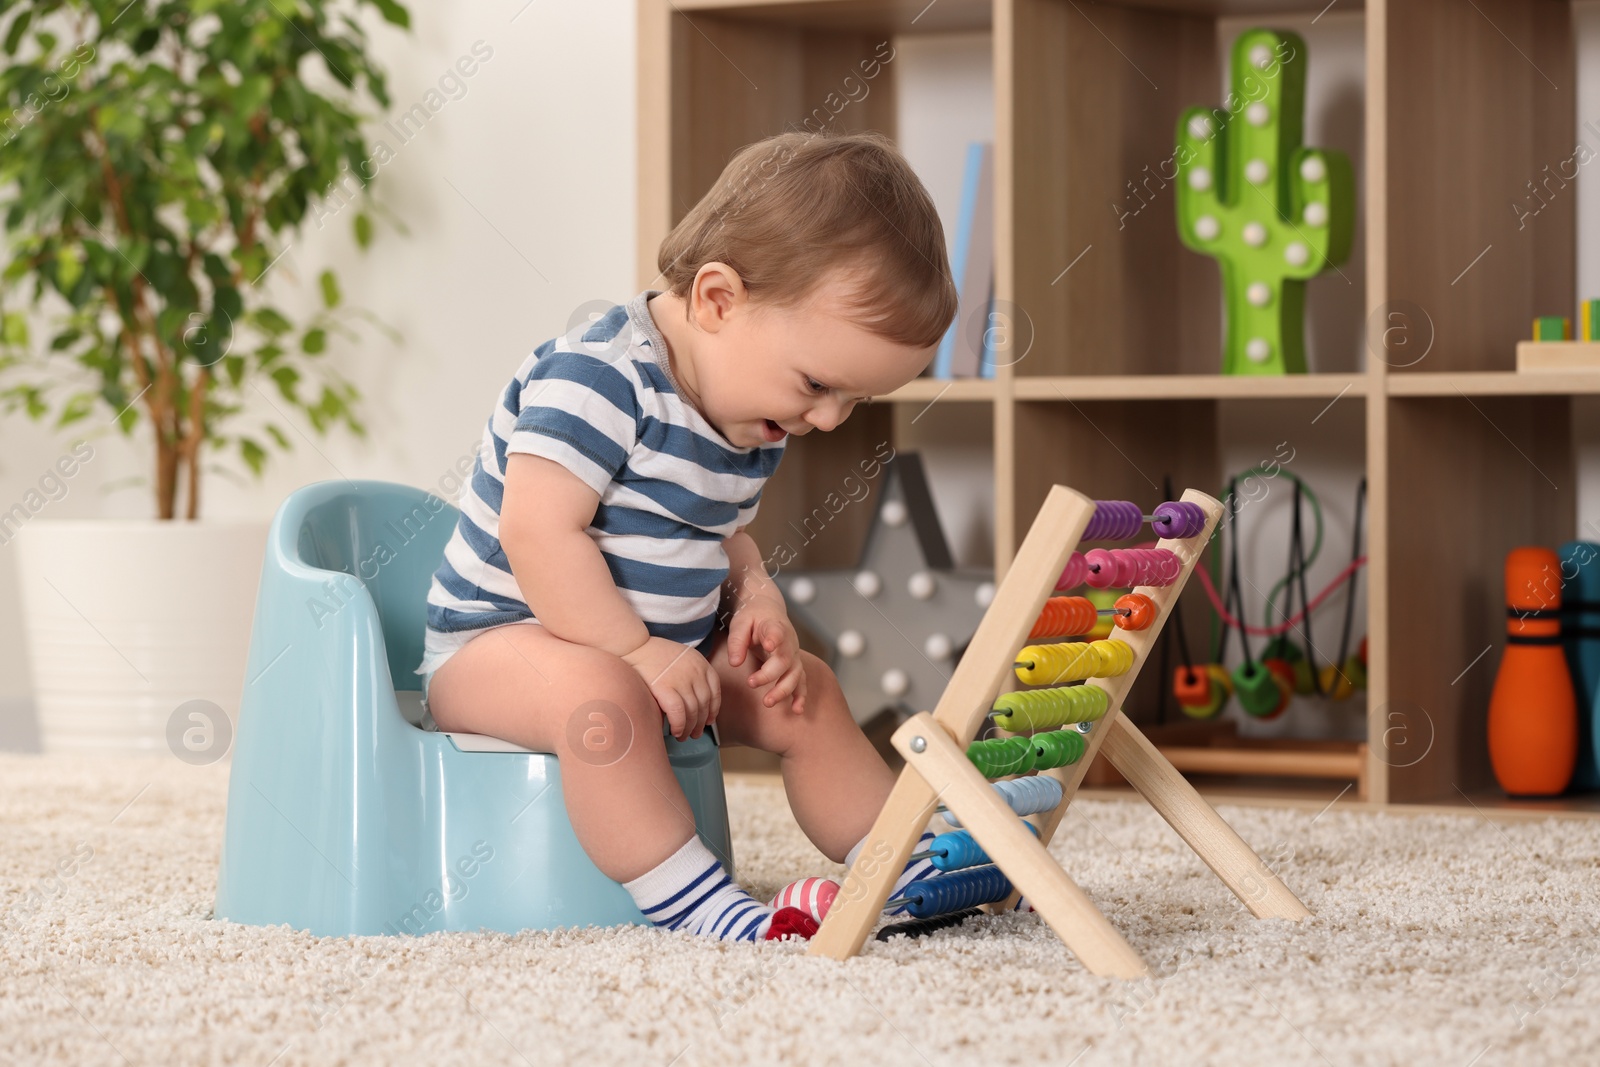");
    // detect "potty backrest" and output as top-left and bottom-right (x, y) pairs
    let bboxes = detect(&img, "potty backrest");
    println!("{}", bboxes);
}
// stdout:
(294, 482), (460, 690)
